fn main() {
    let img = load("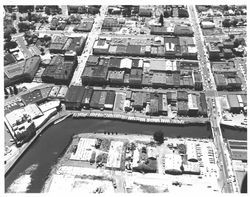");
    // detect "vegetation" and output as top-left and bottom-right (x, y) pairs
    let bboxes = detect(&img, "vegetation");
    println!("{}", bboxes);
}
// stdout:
(153, 130), (164, 144)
